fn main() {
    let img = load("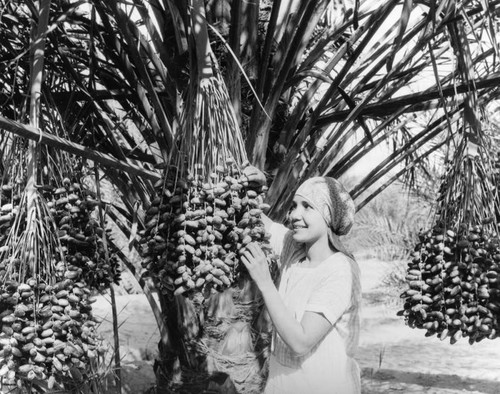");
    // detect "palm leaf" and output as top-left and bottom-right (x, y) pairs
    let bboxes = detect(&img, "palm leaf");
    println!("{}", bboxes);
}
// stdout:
(247, 0), (332, 168)
(386, 0), (413, 72)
